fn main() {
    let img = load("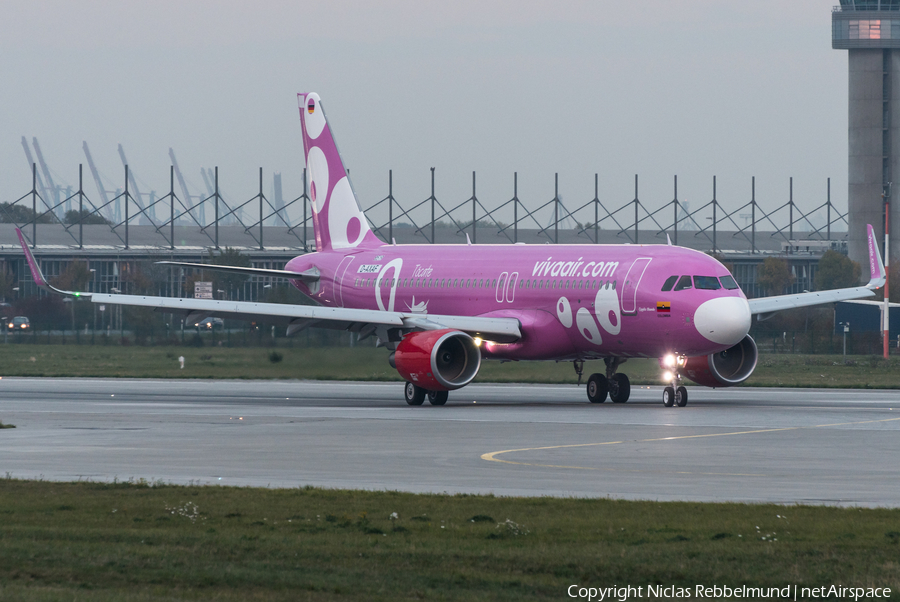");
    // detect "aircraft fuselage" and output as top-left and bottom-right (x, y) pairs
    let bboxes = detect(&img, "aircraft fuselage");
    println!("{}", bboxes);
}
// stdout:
(286, 242), (751, 362)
